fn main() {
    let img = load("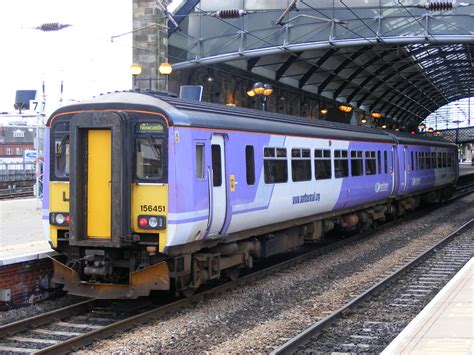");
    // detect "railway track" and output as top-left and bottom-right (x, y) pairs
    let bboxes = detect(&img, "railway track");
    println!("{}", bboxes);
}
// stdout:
(271, 219), (474, 355)
(0, 188), (472, 354)
(0, 188), (34, 200)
